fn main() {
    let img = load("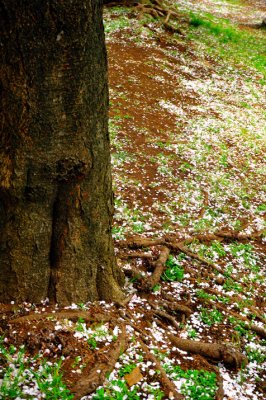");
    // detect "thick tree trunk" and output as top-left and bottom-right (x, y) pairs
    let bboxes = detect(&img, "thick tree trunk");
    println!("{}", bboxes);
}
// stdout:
(0, 0), (124, 305)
